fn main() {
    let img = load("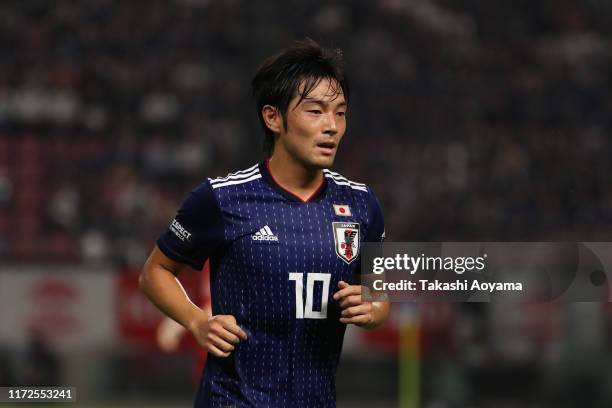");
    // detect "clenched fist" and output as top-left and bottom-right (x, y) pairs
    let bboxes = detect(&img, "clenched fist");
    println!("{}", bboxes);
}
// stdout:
(333, 280), (375, 327)
(189, 313), (247, 358)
